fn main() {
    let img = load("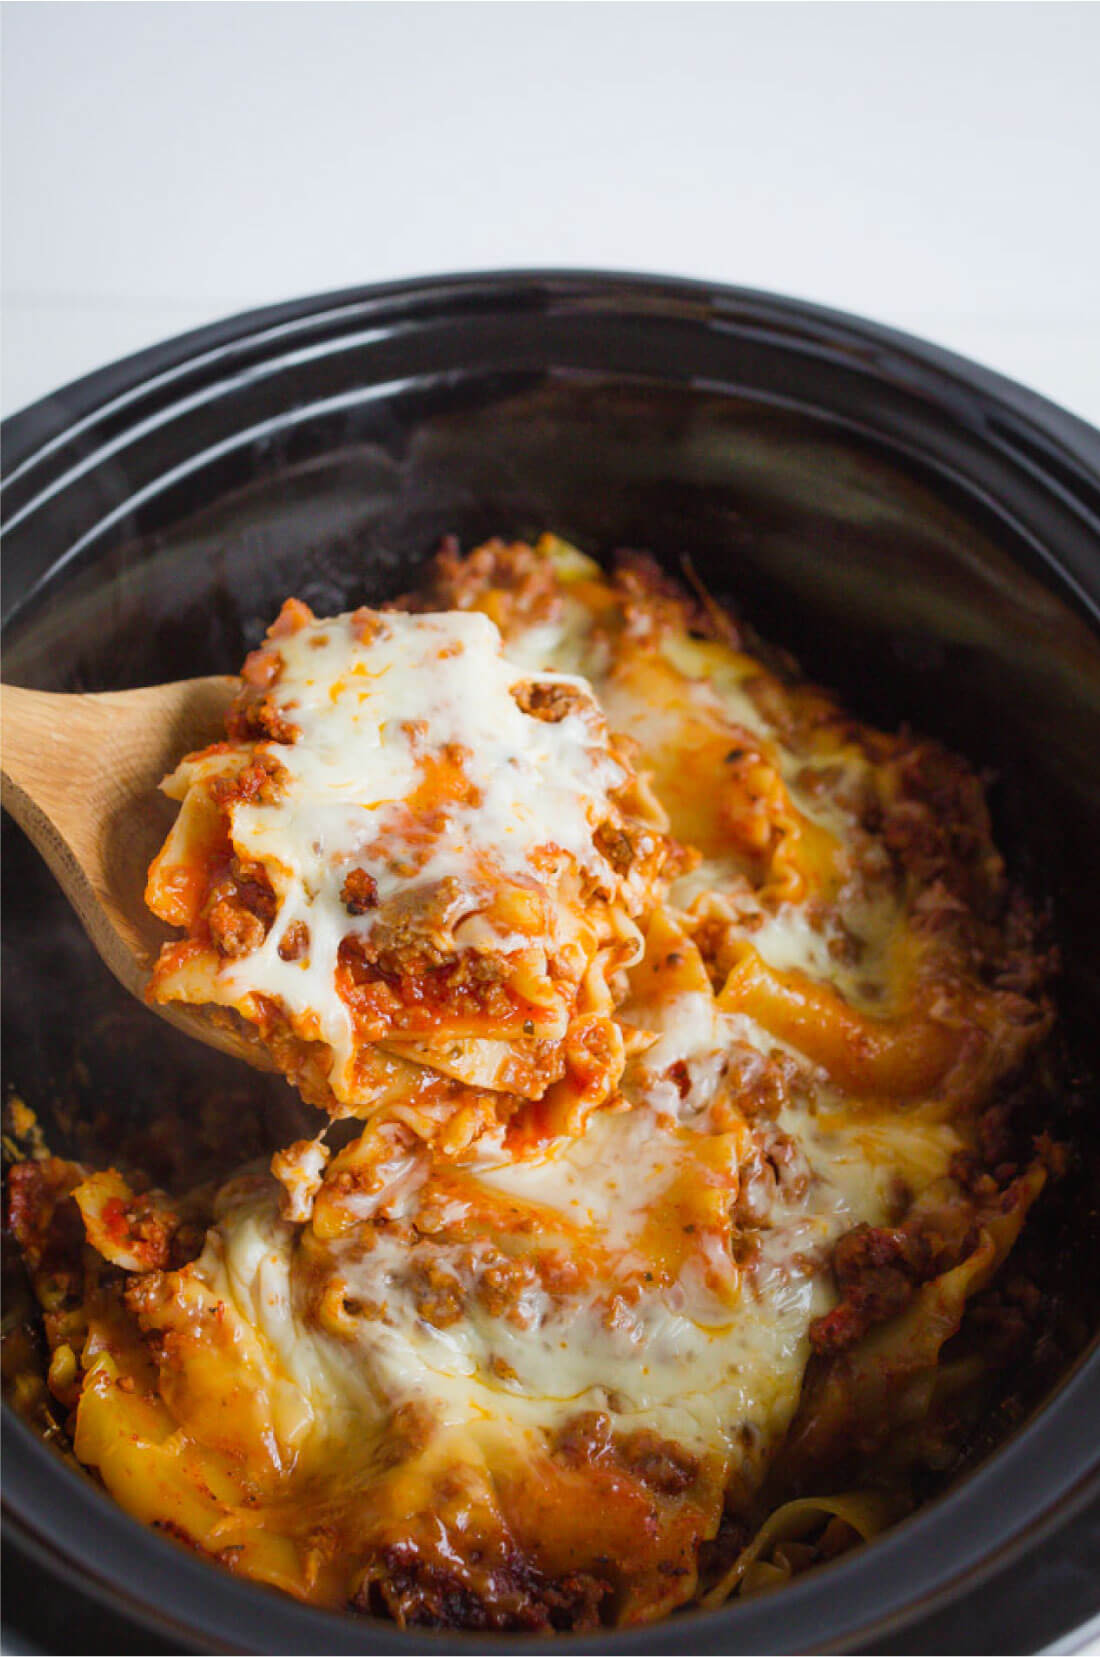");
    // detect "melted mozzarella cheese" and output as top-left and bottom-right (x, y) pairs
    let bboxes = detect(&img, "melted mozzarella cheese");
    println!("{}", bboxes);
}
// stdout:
(205, 1143), (825, 1473)
(199, 973), (959, 1488)
(236, 608), (623, 892)
(195, 609), (644, 1094)
(745, 894), (902, 1012)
